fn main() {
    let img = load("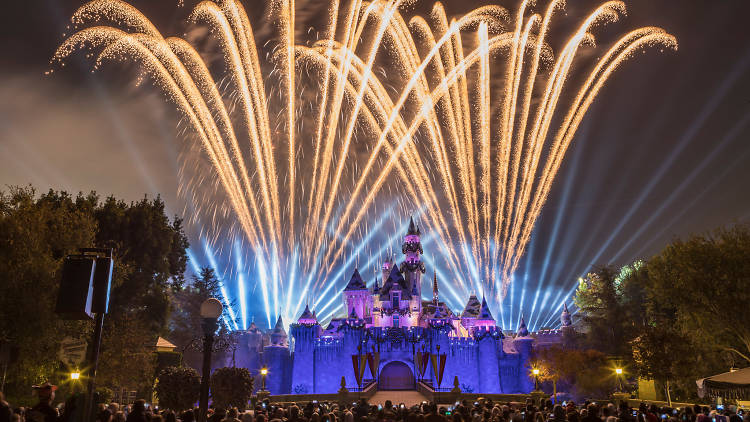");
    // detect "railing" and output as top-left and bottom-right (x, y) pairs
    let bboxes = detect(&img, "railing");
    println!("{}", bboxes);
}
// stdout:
(264, 380), (377, 405)
(347, 380), (377, 392)
(418, 381), (532, 404)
